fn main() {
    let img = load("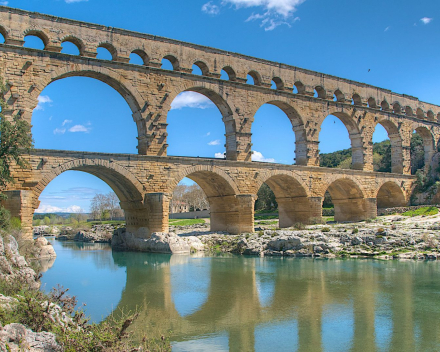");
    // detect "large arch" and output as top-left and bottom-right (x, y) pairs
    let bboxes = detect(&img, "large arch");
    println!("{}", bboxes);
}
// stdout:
(170, 165), (246, 234)
(374, 119), (404, 174)
(413, 126), (436, 172)
(256, 171), (318, 227)
(321, 111), (364, 170)
(251, 100), (308, 165)
(323, 178), (367, 222)
(376, 181), (406, 209)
